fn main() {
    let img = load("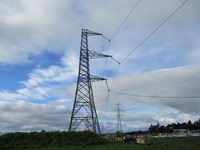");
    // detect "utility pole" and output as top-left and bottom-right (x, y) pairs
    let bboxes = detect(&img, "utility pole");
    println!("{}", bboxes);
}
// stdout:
(116, 102), (123, 133)
(68, 29), (111, 134)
